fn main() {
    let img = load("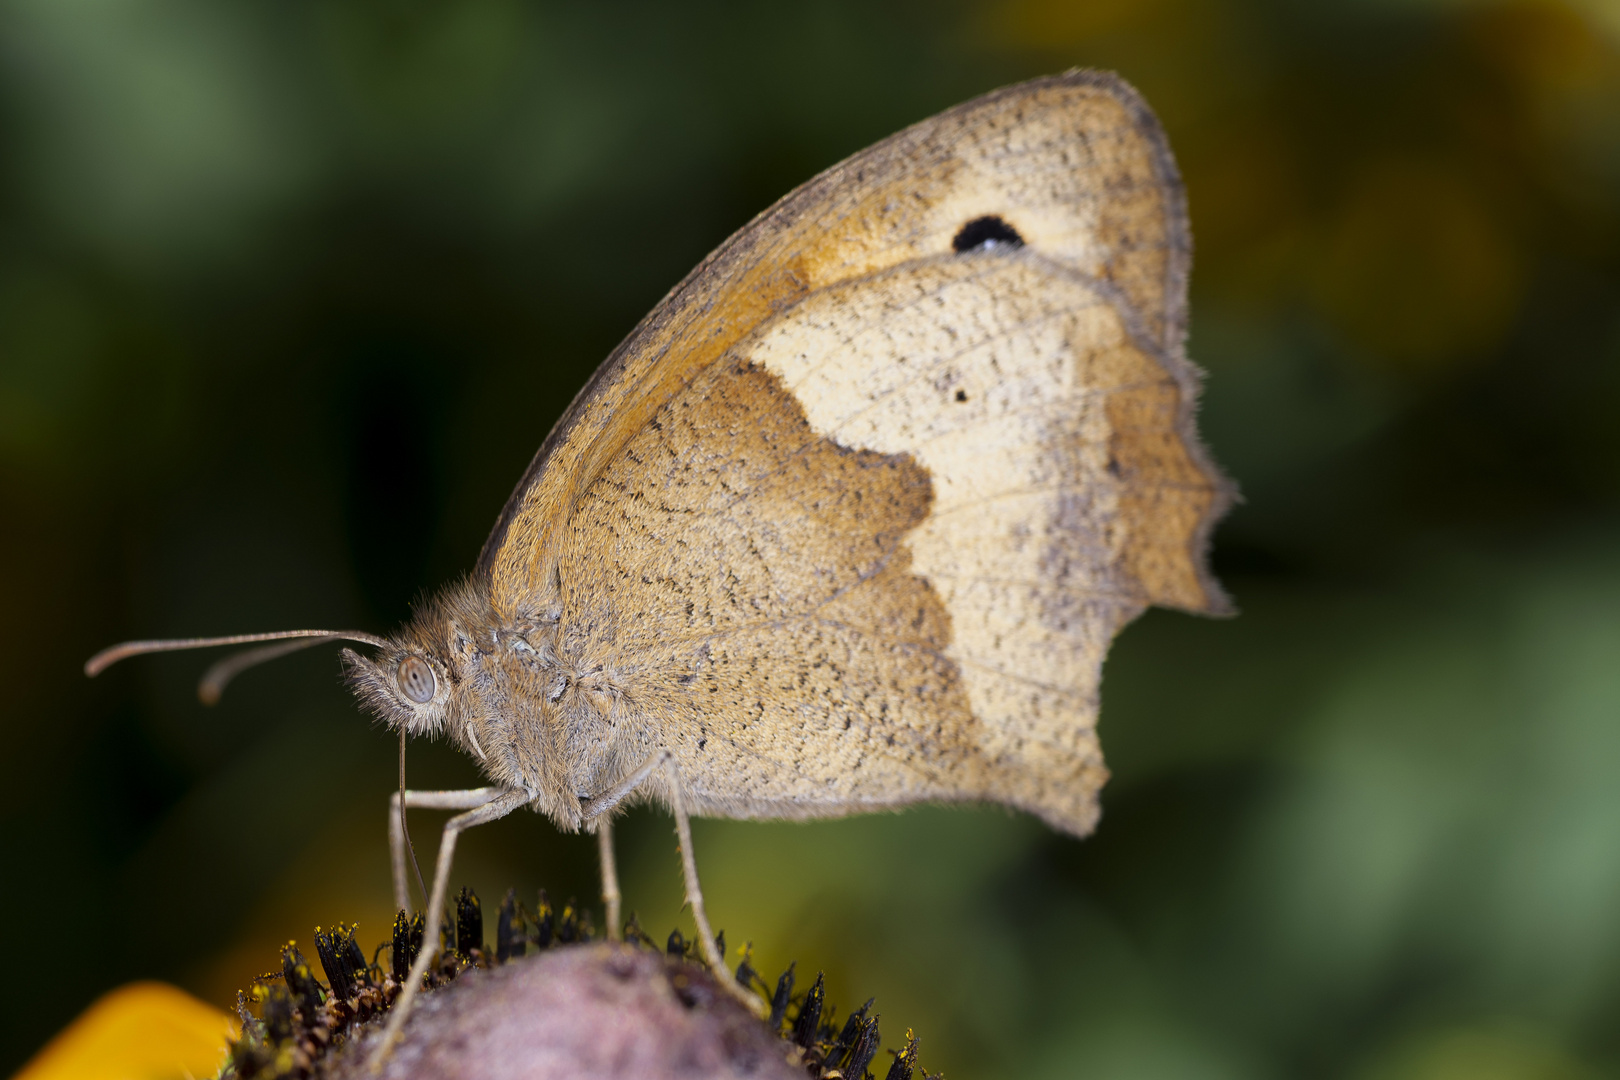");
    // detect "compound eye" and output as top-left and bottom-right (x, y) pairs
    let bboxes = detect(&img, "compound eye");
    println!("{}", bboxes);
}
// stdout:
(397, 656), (436, 704)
